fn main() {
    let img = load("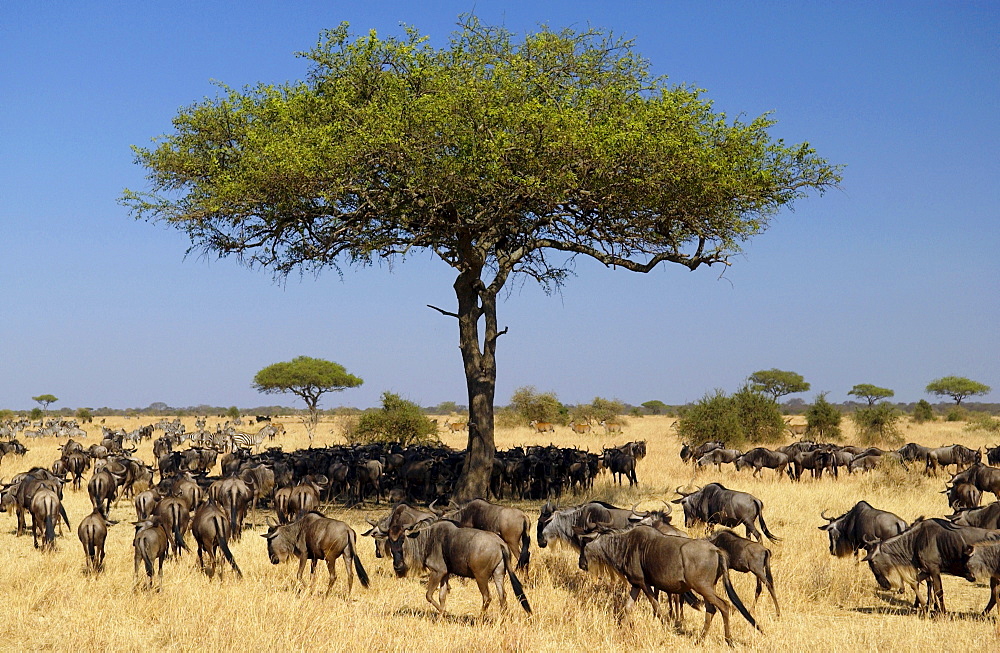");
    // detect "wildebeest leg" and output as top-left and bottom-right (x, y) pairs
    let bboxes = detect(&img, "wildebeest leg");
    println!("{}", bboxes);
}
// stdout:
(695, 584), (732, 646)
(638, 583), (665, 623)
(492, 563), (507, 611)
(621, 584), (642, 623)
(476, 572), (493, 614)
(325, 554), (339, 597)
(425, 571), (446, 616)
(930, 572), (946, 615)
(744, 520), (761, 542)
